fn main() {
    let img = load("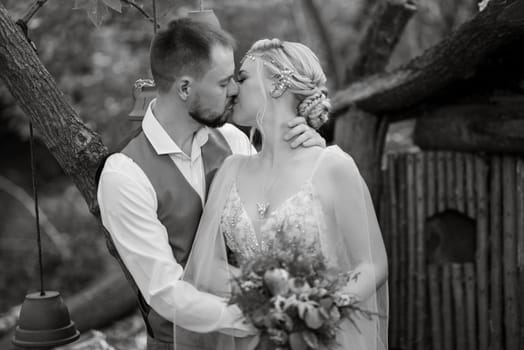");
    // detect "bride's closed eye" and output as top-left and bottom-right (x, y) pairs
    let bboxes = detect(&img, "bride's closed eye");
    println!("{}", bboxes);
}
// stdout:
(238, 71), (248, 84)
